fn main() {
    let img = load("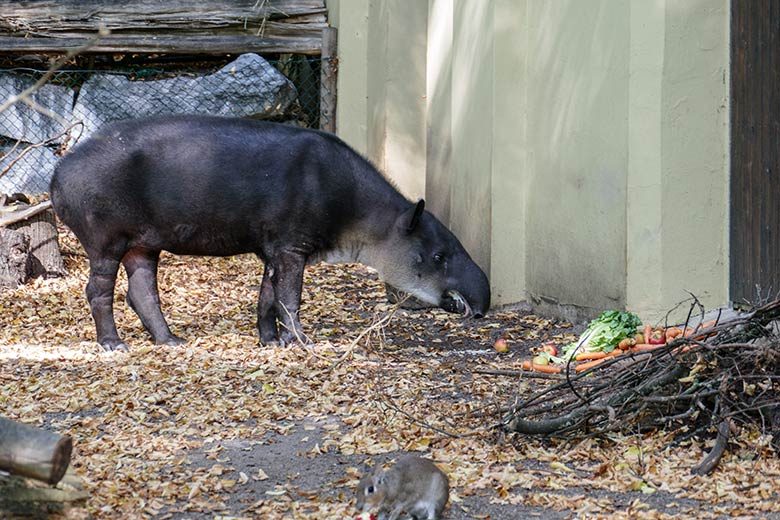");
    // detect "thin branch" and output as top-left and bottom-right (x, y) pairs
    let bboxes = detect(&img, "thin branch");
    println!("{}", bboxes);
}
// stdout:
(0, 122), (84, 181)
(0, 200), (52, 227)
